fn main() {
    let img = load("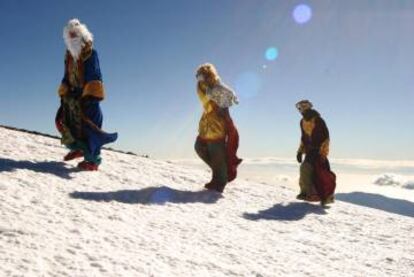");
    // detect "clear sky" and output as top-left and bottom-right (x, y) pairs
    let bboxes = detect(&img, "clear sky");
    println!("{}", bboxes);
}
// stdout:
(0, 0), (413, 160)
